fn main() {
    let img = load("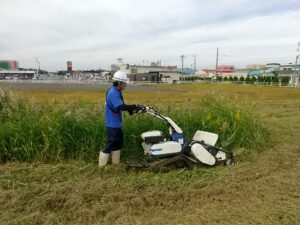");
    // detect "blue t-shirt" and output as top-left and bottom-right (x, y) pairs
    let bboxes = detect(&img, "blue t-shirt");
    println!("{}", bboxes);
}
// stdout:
(105, 86), (124, 128)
